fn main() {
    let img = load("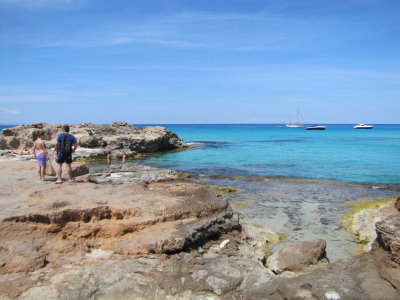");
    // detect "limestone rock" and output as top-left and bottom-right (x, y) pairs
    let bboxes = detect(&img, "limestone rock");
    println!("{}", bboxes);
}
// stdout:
(395, 196), (400, 212)
(31, 122), (44, 129)
(0, 137), (6, 149)
(236, 221), (282, 266)
(262, 254), (400, 300)
(375, 214), (400, 264)
(267, 239), (327, 274)
(0, 161), (246, 298)
(111, 121), (130, 127)
(351, 206), (387, 251)
(88, 164), (178, 184)
(0, 122), (187, 157)
(72, 163), (89, 177)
